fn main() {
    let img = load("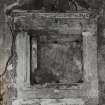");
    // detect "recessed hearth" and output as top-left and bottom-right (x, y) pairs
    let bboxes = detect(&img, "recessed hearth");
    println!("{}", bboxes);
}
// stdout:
(30, 33), (83, 86)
